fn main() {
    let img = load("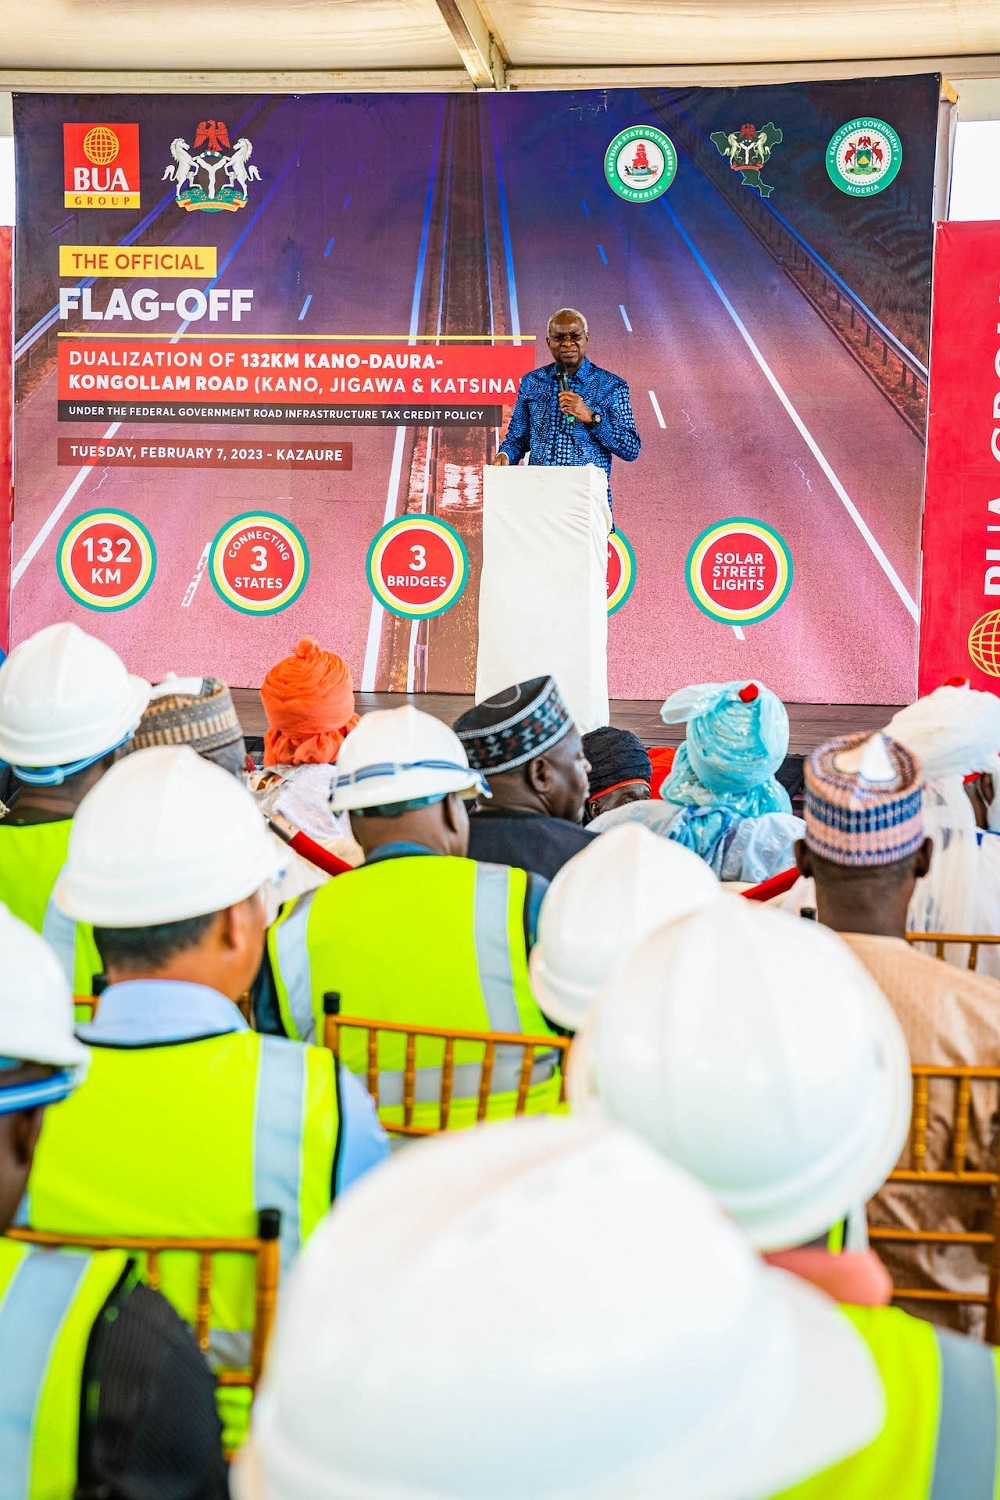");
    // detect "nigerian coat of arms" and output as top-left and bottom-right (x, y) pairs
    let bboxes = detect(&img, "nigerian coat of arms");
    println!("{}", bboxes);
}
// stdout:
(162, 119), (260, 213)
